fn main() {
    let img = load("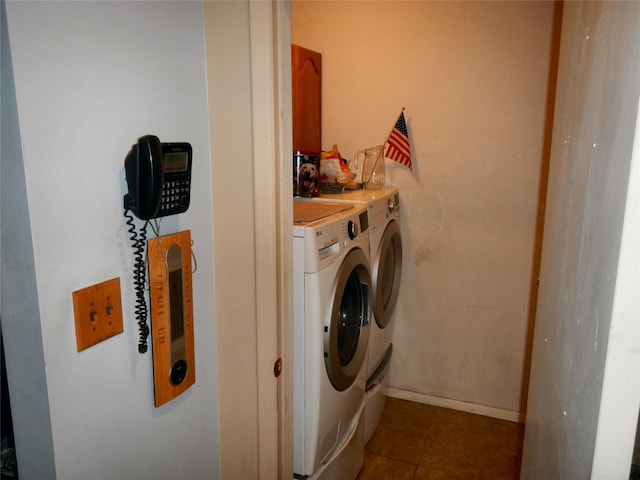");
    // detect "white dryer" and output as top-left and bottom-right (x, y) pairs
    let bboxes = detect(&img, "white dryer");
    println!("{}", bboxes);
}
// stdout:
(311, 187), (403, 444)
(293, 201), (372, 480)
